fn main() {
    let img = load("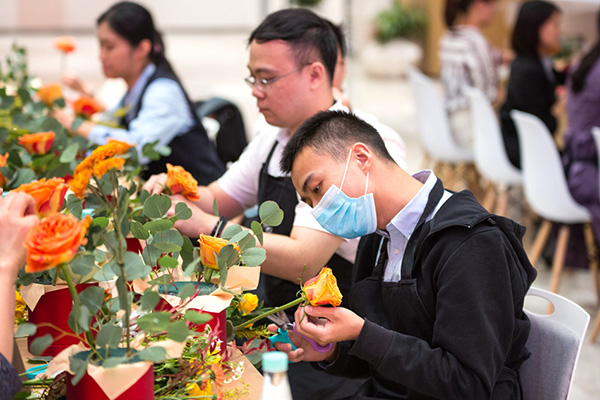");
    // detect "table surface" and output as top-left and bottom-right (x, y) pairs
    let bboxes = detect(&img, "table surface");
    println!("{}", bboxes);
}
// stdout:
(15, 338), (263, 399)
